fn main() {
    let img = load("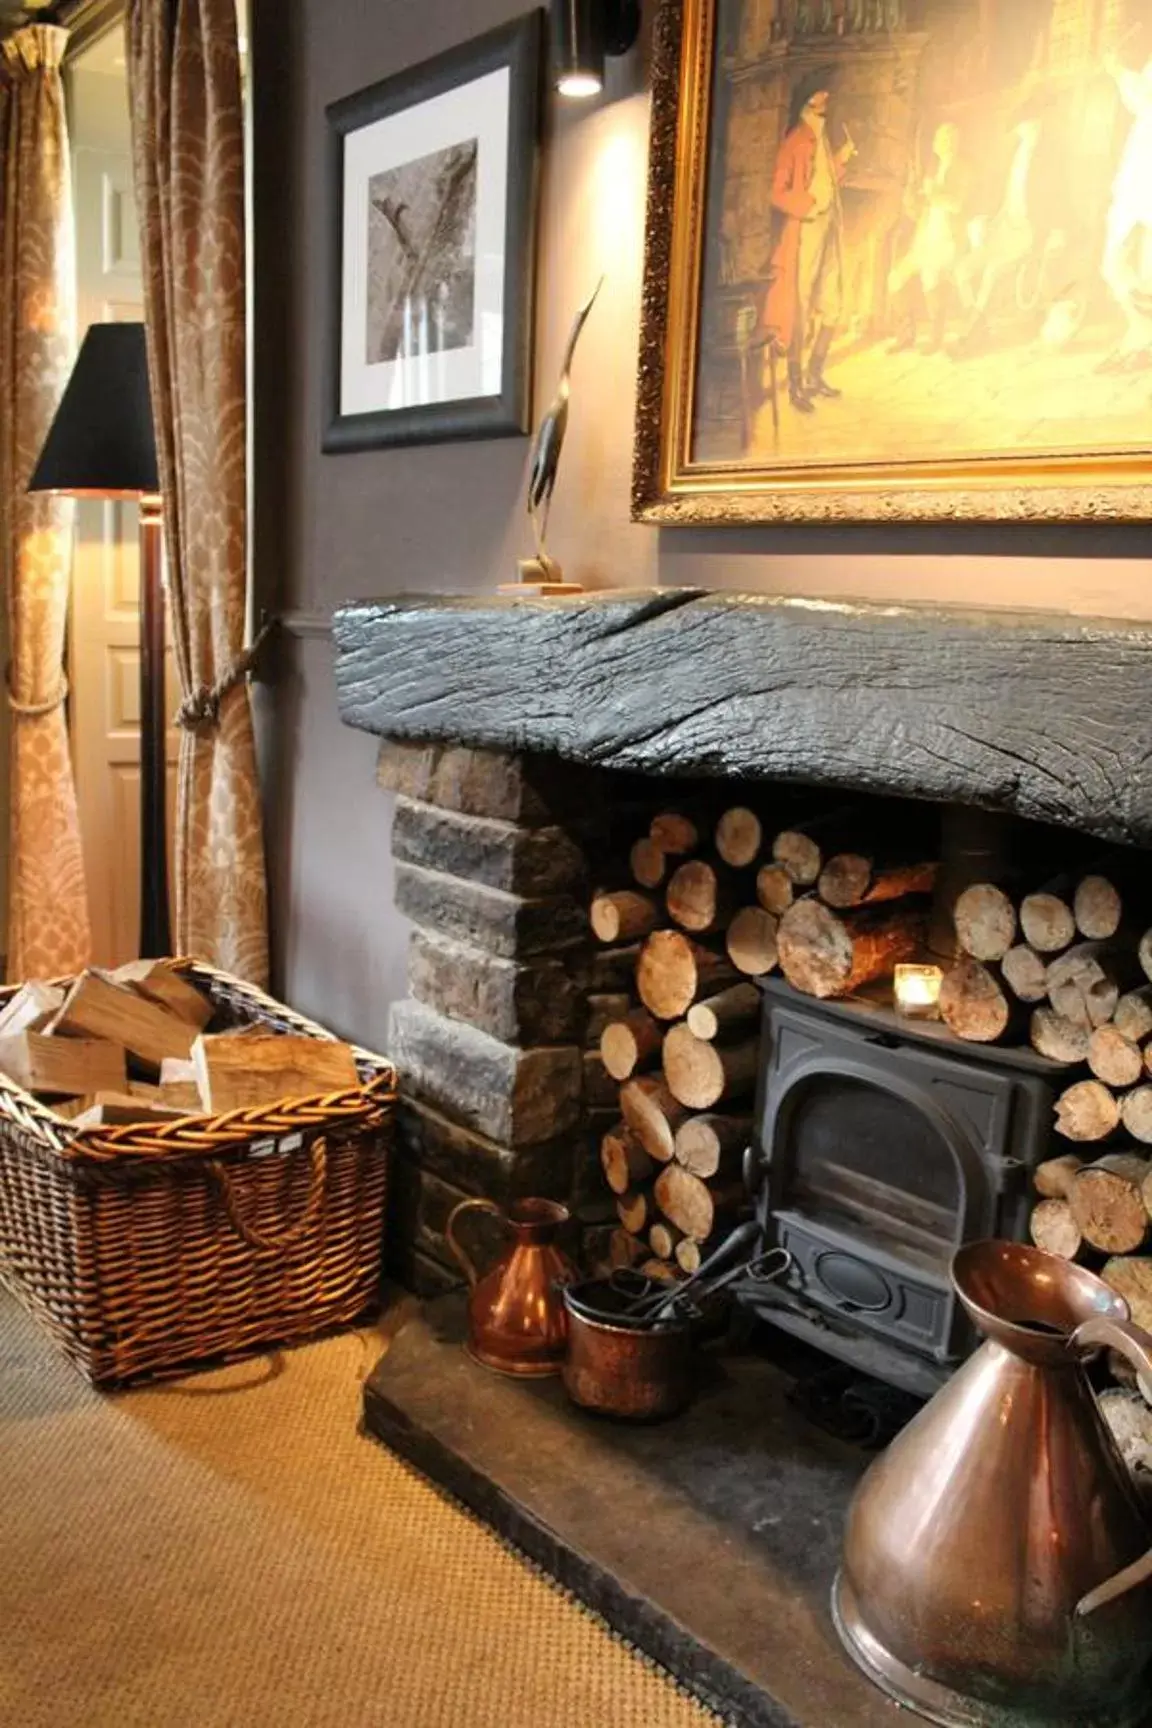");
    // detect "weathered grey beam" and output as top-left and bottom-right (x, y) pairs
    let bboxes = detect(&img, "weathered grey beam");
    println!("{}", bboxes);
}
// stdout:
(334, 590), (1152, 847)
